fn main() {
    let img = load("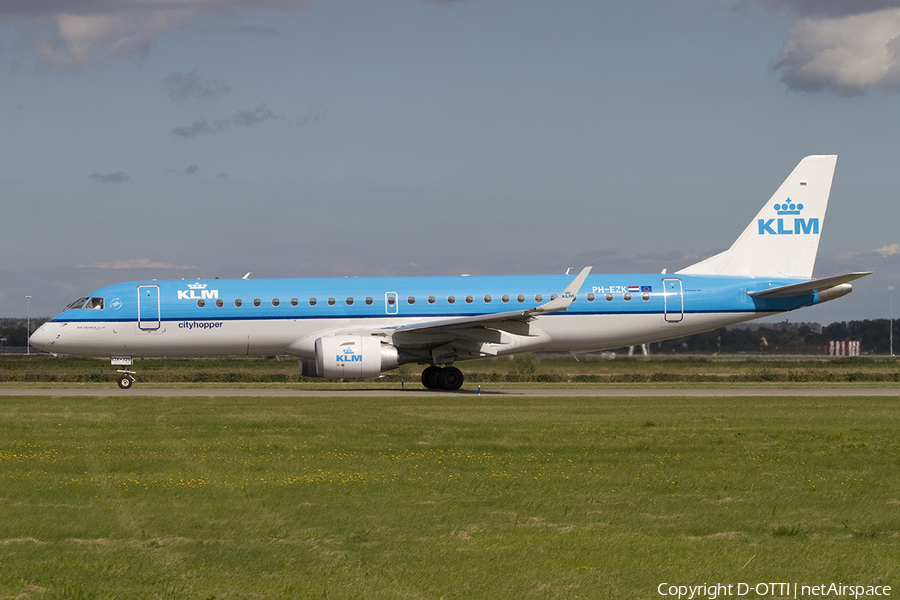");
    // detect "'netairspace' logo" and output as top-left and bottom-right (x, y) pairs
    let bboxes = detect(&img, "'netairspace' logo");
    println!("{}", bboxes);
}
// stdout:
(758, 198), (819, 236)
(657, 581), (892, 599)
